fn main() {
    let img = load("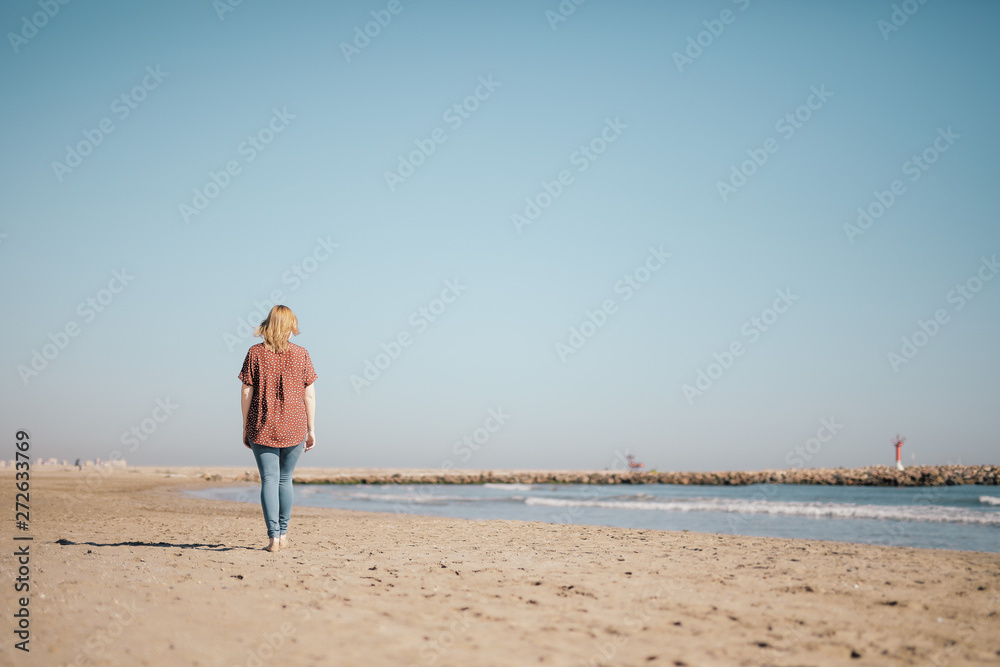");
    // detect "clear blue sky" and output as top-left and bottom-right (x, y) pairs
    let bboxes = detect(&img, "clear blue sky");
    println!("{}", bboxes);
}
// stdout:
(2, 0), (998, 470)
